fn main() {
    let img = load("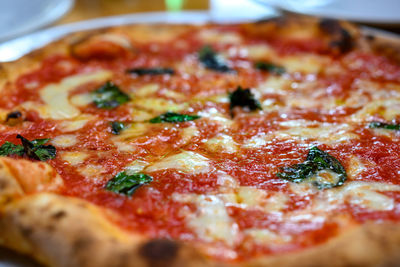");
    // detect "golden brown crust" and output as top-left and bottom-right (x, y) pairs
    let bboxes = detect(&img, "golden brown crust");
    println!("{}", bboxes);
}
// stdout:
(0, 15), (400, 267)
